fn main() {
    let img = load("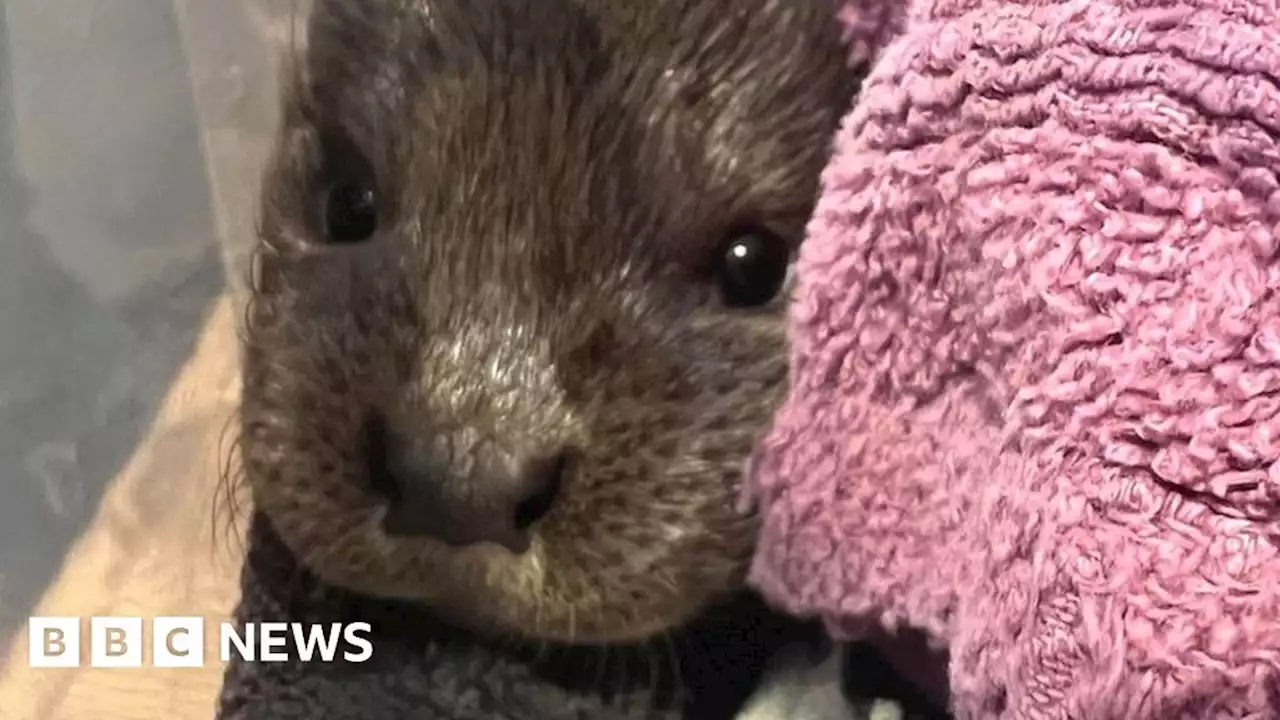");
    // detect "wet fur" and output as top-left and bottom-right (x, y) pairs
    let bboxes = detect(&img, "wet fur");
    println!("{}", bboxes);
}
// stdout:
(219, 0), (860, 716)
(233, 0), (856, 644)
(215, 0), (865, 712)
